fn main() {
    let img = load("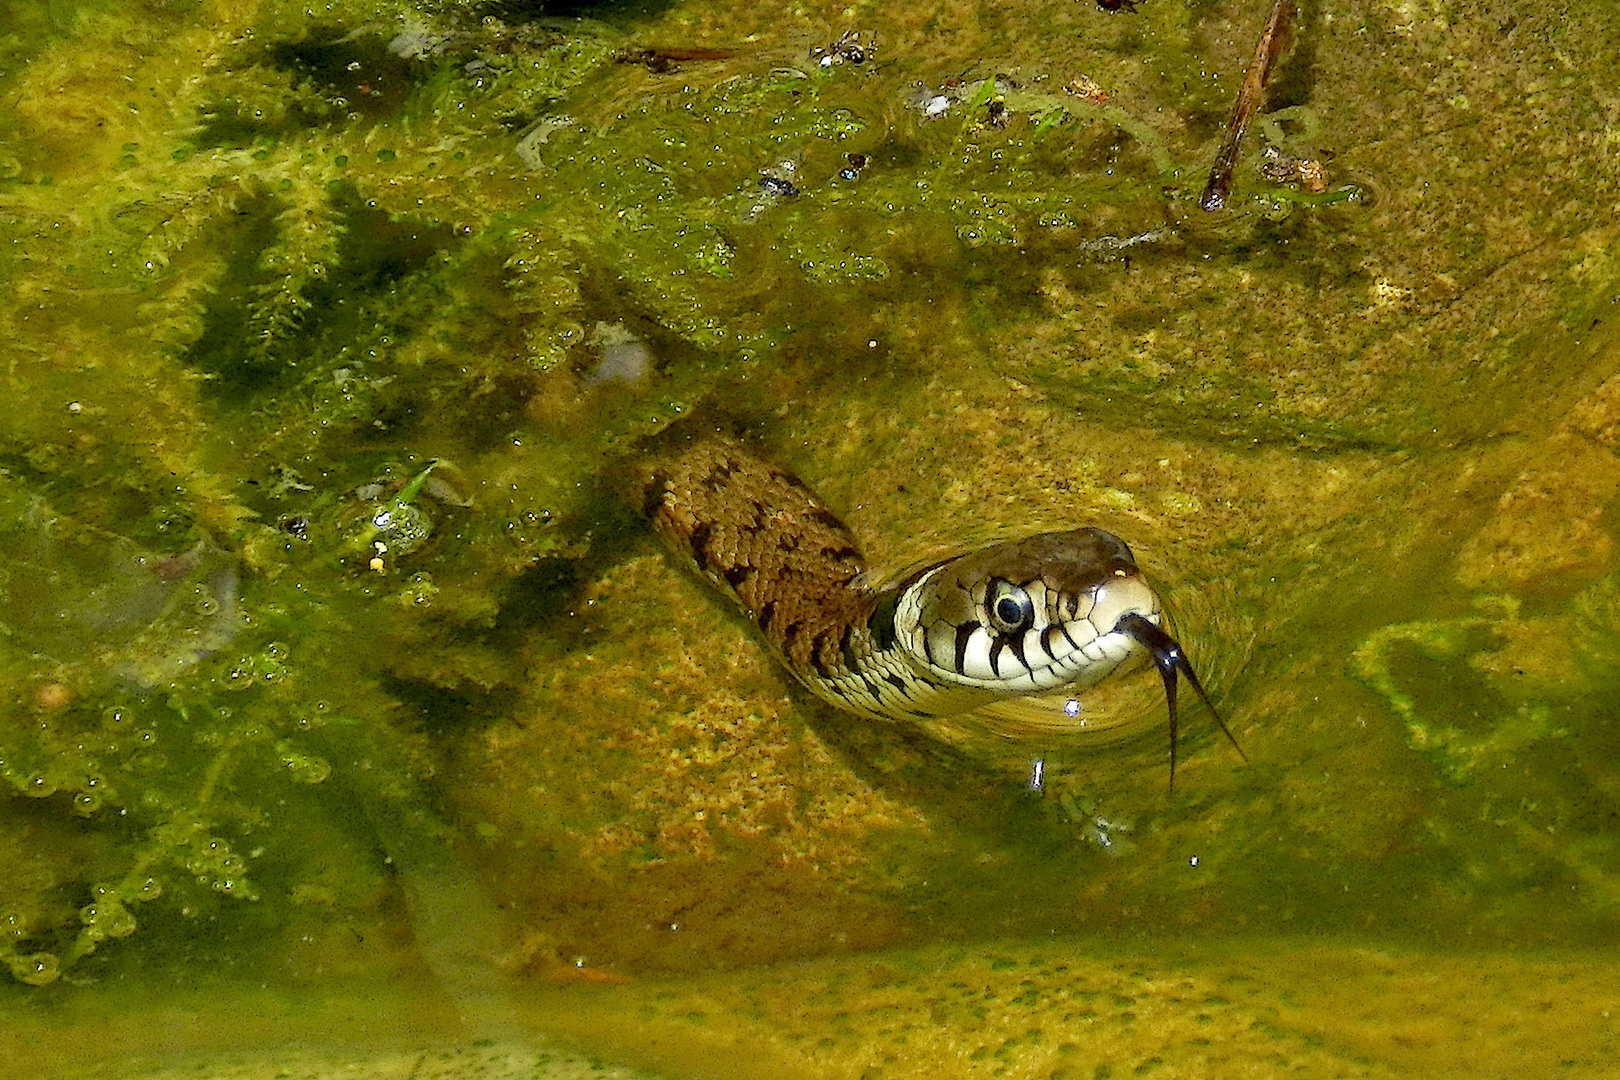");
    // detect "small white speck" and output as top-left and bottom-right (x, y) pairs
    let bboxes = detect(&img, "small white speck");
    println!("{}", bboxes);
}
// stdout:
(1189, 855), (1200, 868)
(67, 401), (82, 414)
(1064, 698), (1081, 718)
